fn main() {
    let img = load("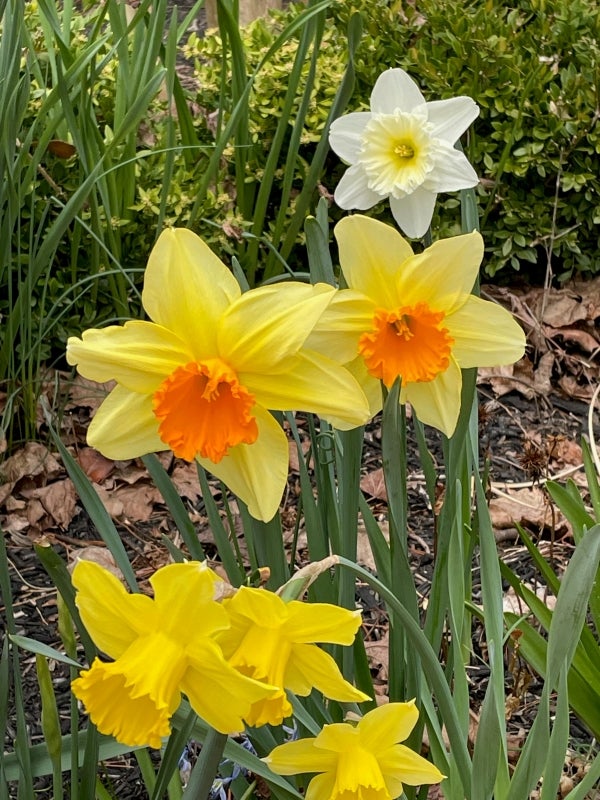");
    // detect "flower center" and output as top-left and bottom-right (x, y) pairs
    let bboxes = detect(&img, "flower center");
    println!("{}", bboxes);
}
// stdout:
(358, 110), (436, 198)
(152, 359), (258, 463)
(394, 142), (415, 159)
(358, 303), (454, 387)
